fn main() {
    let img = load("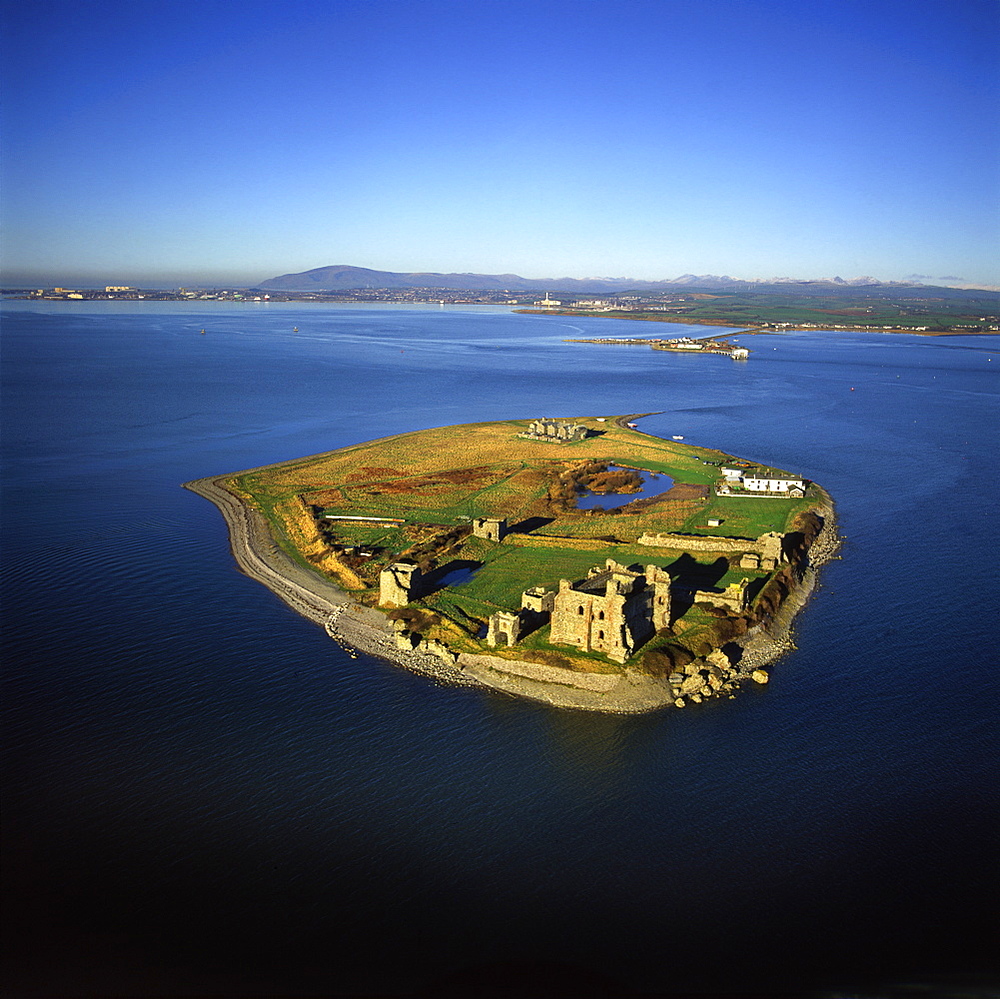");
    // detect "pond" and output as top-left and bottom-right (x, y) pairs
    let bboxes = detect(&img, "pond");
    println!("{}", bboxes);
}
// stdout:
(575, 465), (674, 510)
